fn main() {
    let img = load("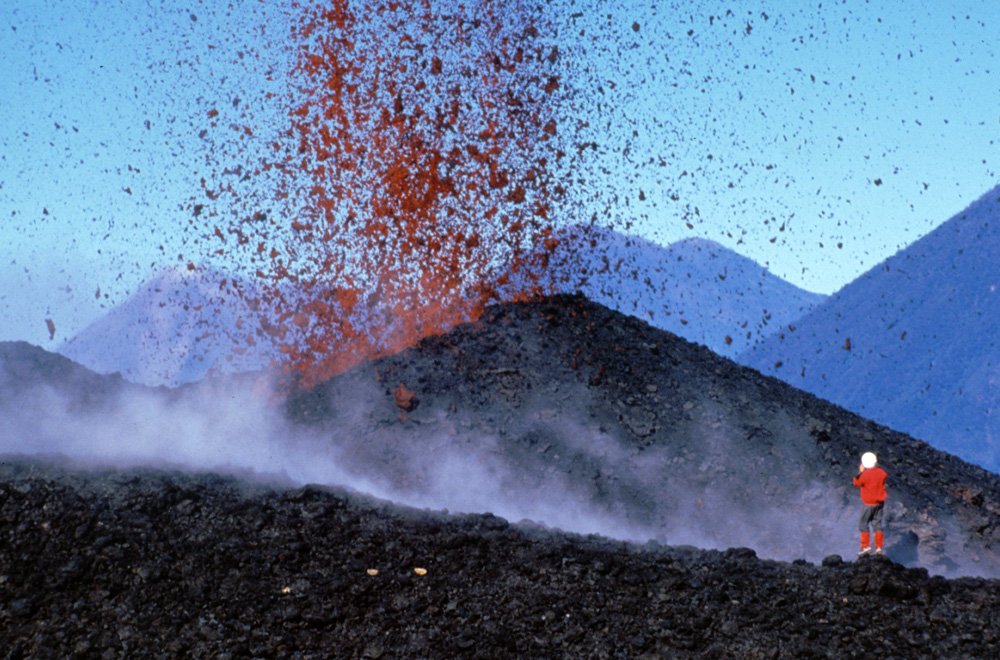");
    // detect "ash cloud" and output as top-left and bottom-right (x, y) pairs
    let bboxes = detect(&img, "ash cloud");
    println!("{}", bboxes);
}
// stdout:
(0, 375), (363, 499)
